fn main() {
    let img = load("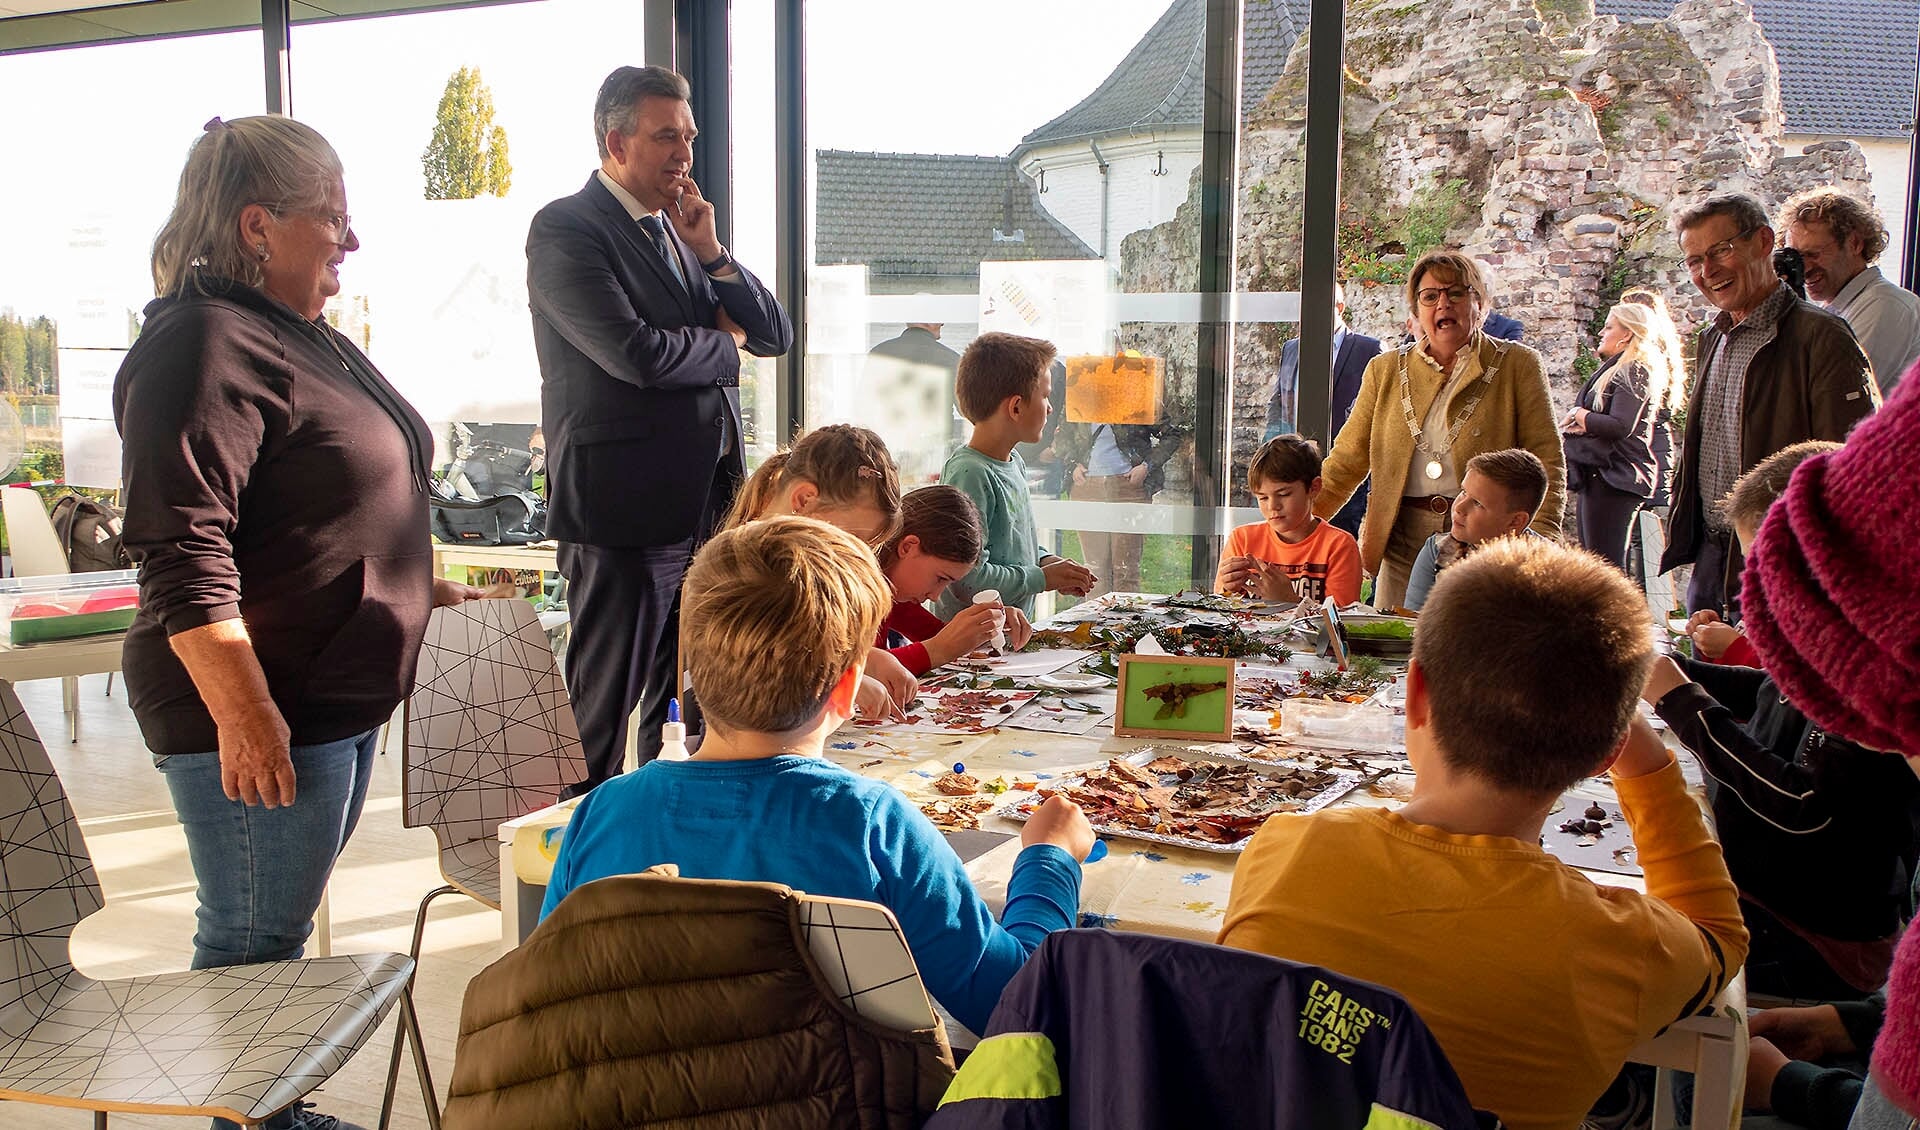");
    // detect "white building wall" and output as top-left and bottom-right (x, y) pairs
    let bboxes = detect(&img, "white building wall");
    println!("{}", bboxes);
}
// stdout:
(1020, 132), (1204, 264)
